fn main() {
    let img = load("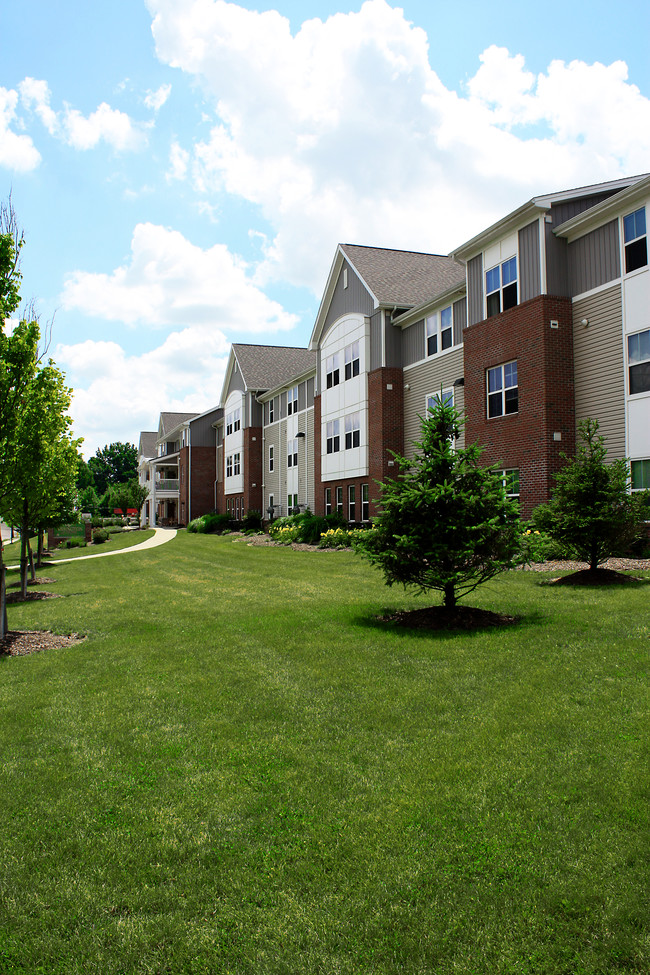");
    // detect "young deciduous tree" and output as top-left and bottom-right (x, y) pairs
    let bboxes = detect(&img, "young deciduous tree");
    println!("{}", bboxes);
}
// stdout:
(358, 397), (521, 609)
(88, 442), (138, 495)
(533, 418), (649, 572)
